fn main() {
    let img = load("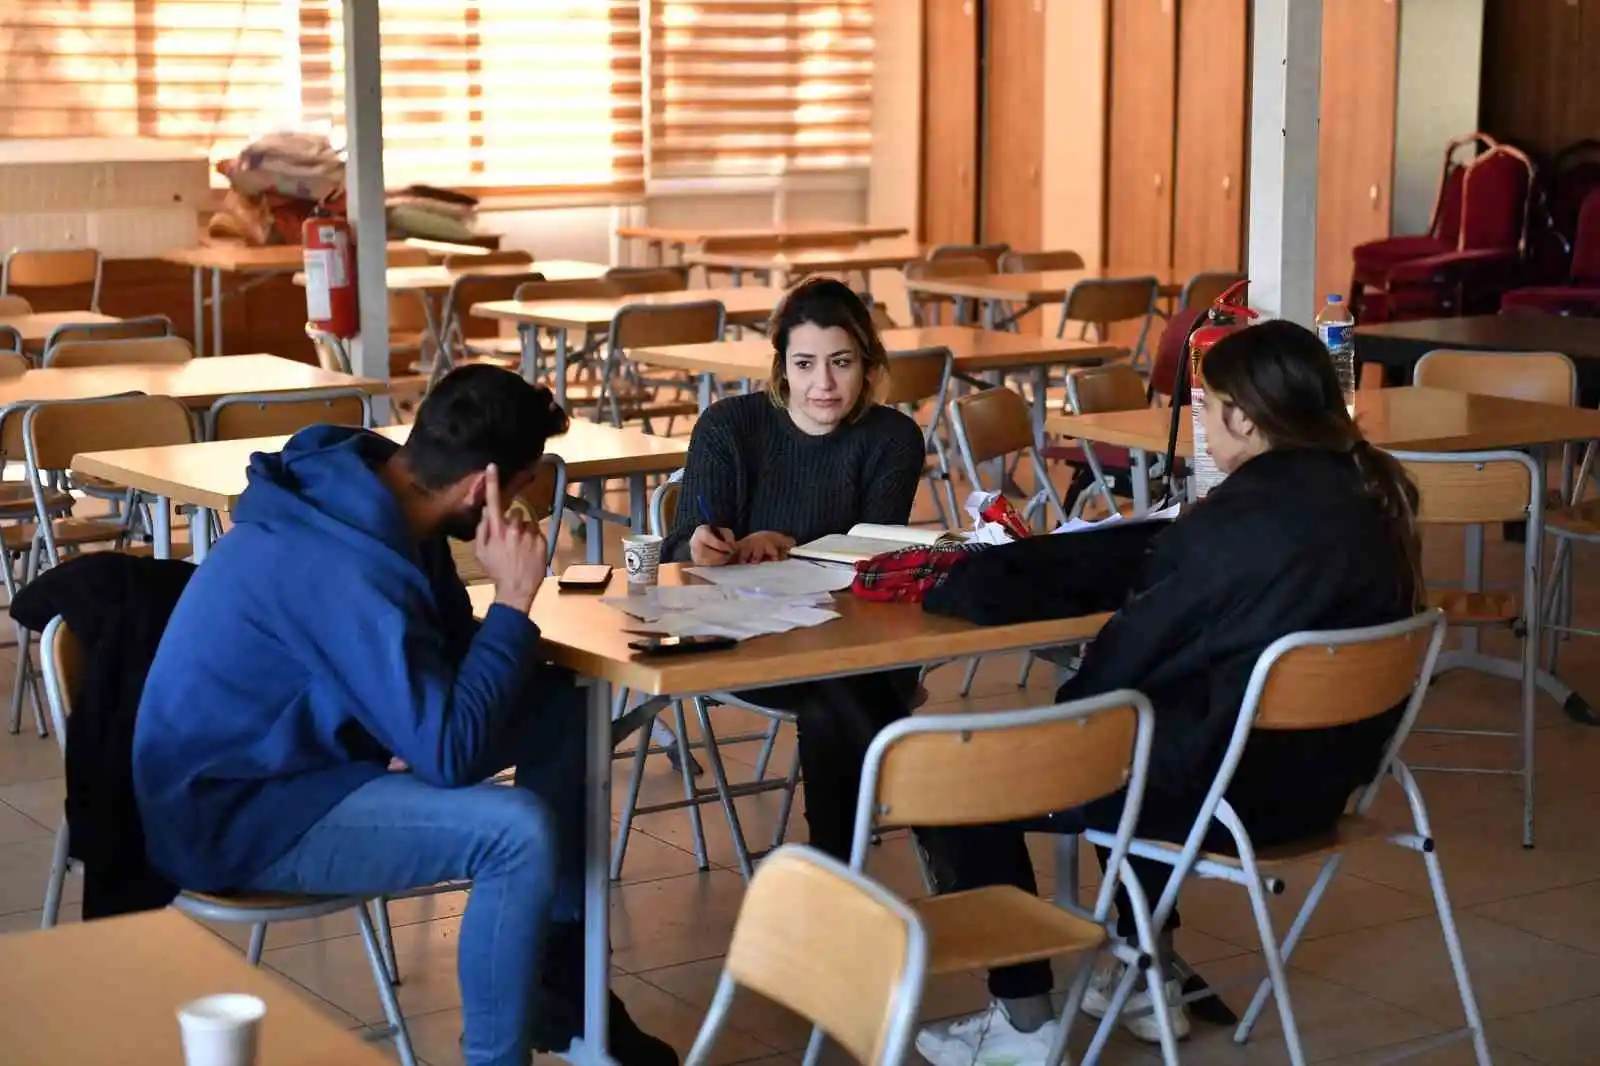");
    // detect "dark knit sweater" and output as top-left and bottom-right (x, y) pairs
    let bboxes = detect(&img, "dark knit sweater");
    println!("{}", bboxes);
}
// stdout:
(662, 393), (928, 562)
